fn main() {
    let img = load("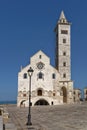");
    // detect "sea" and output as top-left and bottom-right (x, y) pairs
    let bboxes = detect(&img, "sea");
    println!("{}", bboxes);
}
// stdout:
(0, 100), (17, 105)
